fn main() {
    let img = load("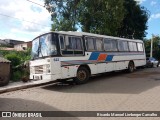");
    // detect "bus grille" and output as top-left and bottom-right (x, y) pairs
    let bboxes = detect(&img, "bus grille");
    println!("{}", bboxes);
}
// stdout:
(34, 65), (43, 74)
